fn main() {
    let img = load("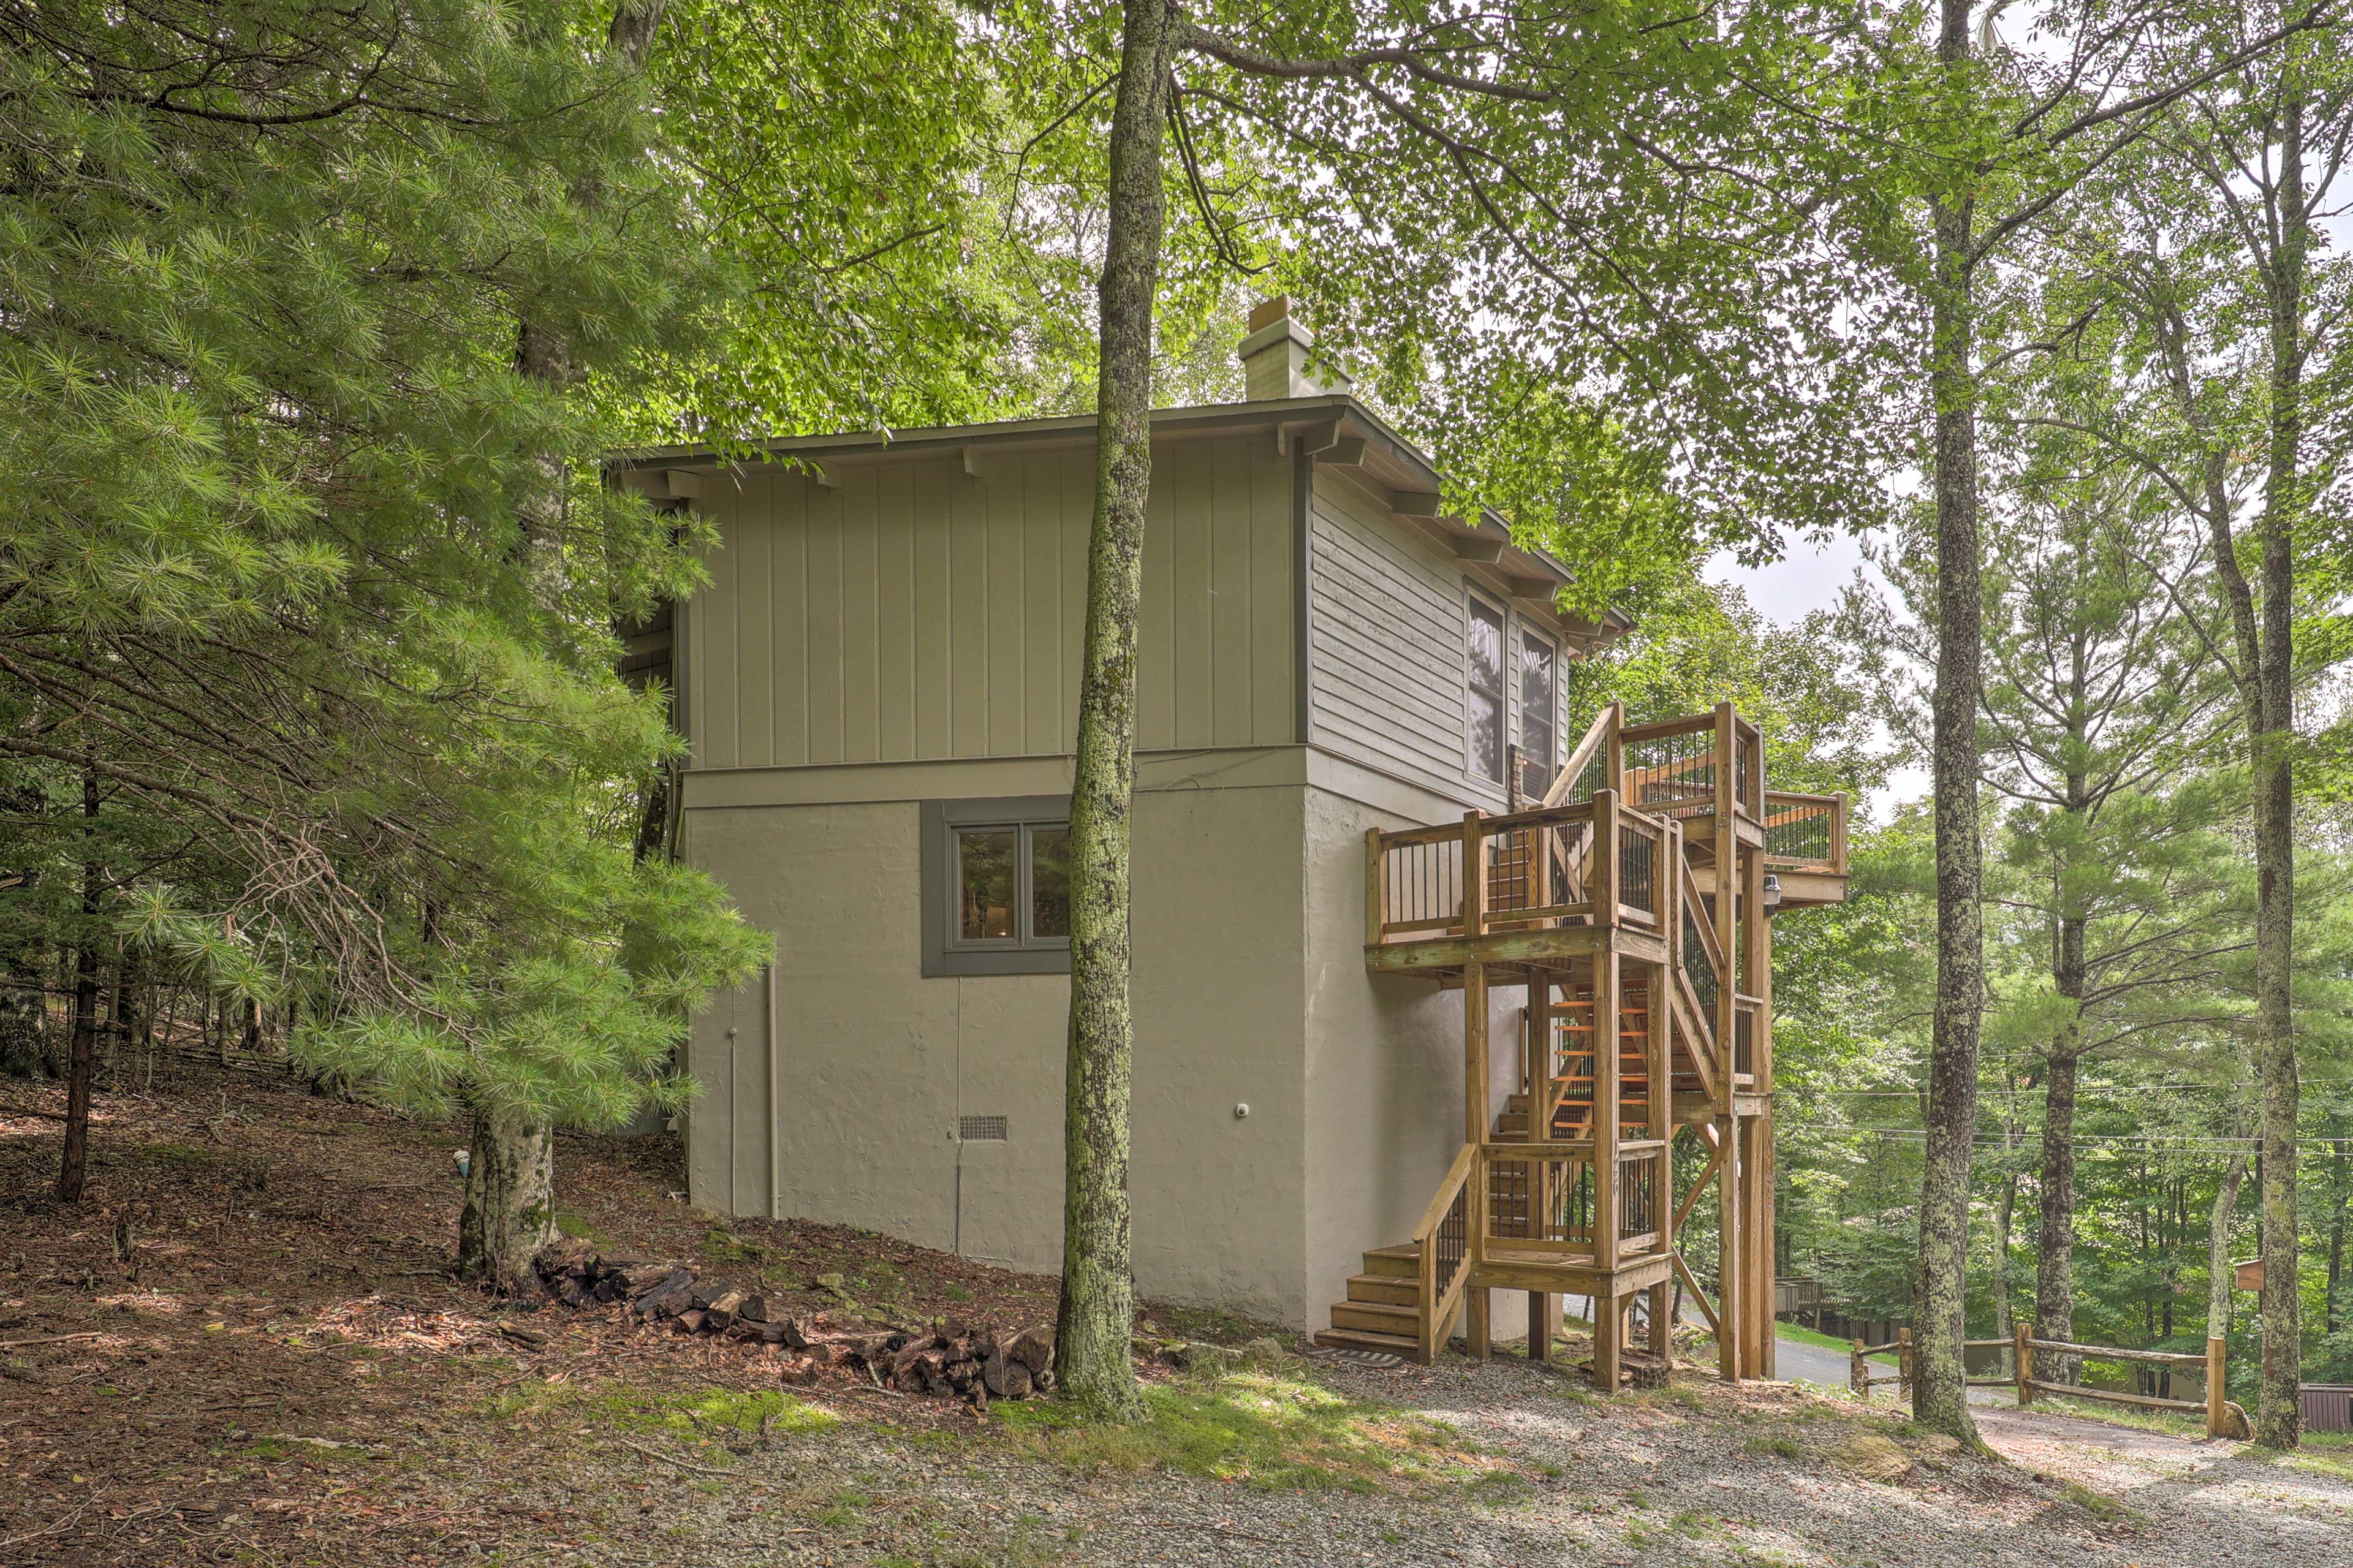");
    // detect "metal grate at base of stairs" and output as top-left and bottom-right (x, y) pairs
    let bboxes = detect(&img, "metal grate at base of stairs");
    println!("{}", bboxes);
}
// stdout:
(1302, 1343), (1406, 1369)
